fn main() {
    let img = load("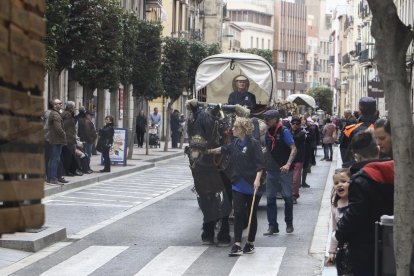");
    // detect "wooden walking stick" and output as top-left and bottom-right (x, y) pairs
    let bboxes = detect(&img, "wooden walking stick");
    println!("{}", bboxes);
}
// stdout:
(246, 187), (258, 237)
